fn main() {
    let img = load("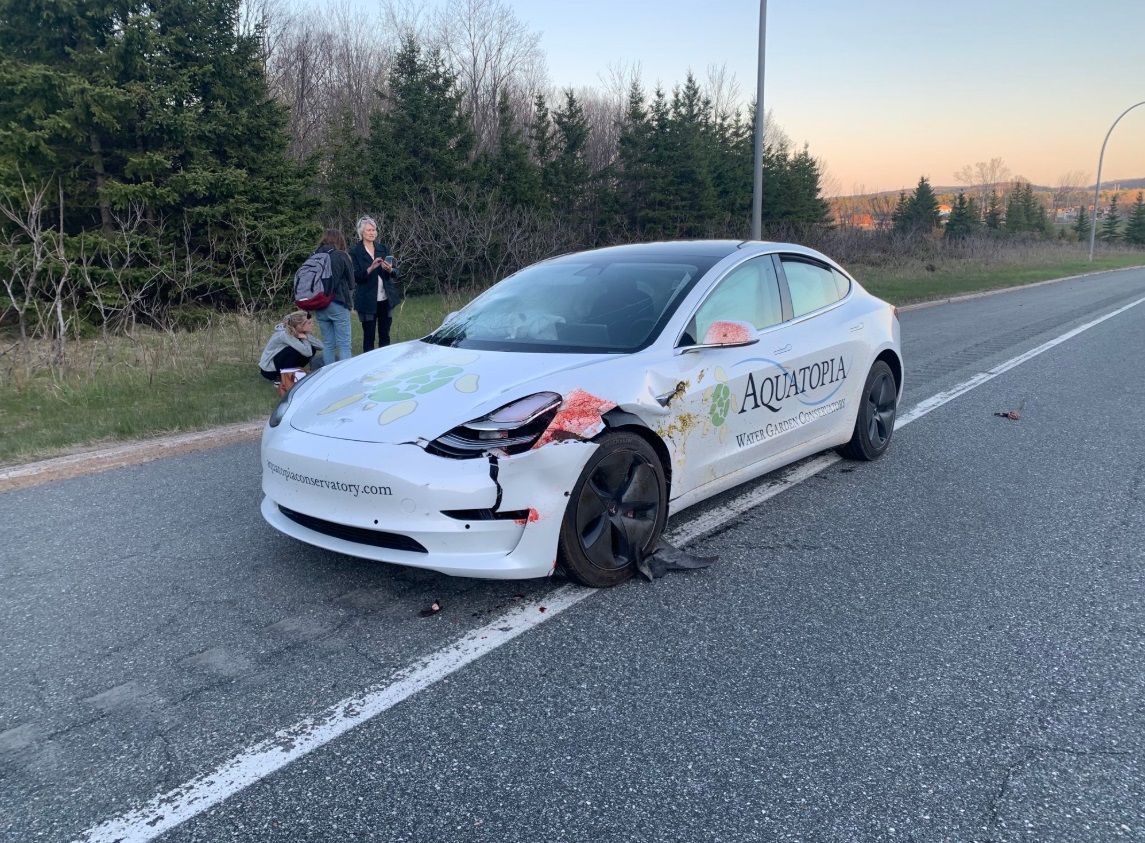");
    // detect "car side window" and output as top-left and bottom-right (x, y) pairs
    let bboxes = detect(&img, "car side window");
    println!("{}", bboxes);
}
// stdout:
(684, 256), (783, 345)
(781, 257), (846, 318)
